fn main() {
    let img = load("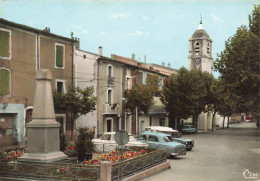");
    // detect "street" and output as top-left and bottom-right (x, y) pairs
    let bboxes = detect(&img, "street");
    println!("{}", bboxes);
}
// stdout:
(142, 122), (260, 181)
